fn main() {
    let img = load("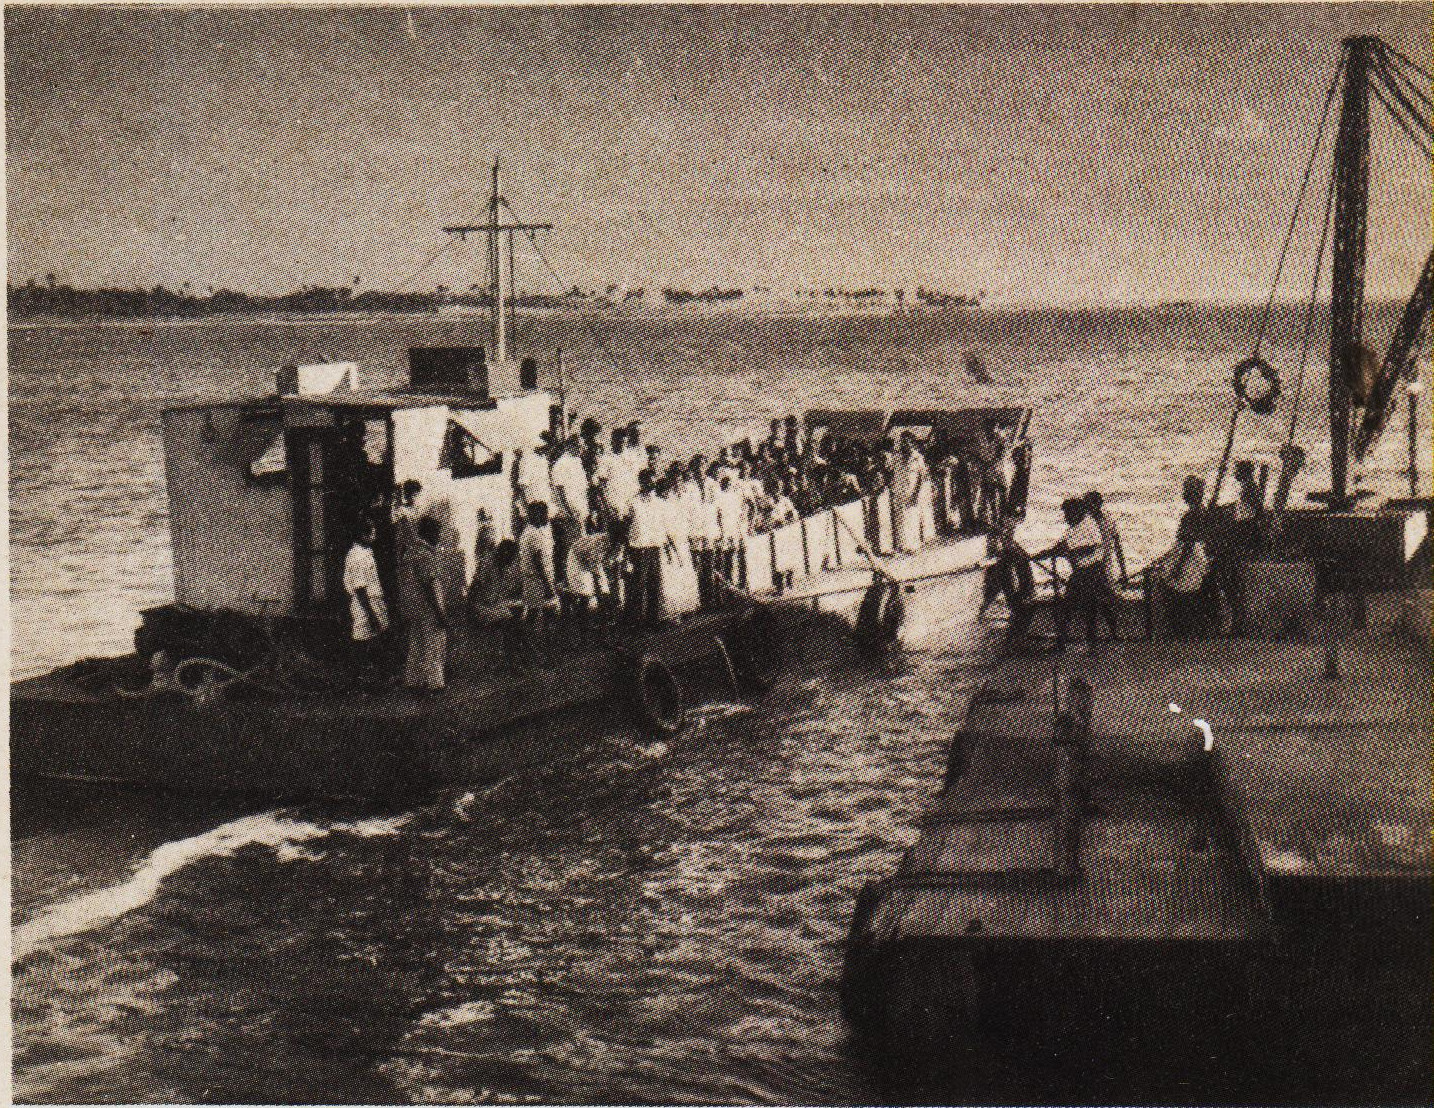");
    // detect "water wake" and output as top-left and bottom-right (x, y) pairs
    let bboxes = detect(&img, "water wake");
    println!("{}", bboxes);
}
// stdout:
(12, 810), (410, 962)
